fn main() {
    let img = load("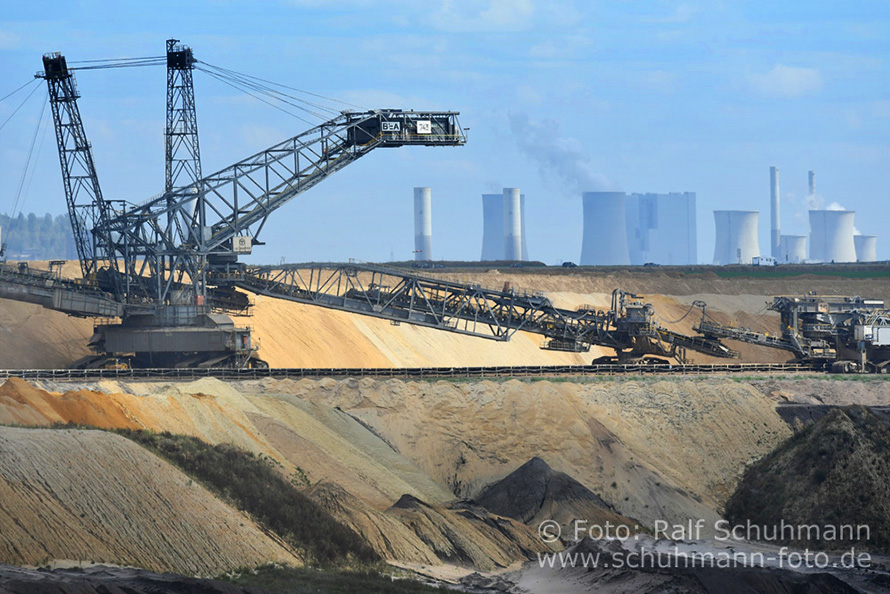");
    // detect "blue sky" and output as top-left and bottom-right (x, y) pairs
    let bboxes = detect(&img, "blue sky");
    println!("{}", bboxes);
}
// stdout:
(1, 0), (888, 264)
